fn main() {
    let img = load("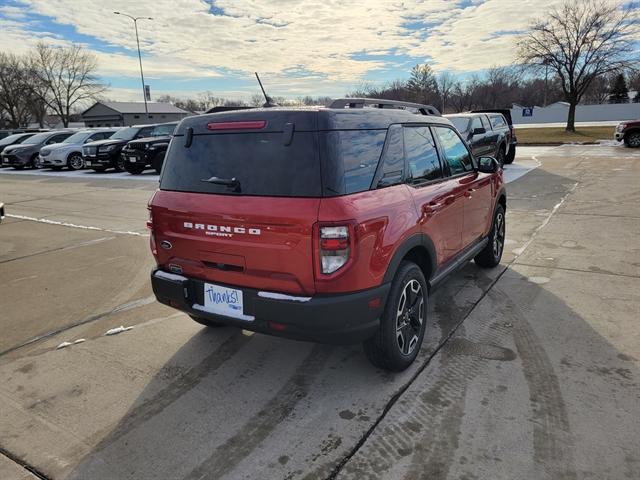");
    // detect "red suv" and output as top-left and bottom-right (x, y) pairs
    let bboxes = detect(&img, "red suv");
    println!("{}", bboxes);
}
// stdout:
(149, 98), (506, 371)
